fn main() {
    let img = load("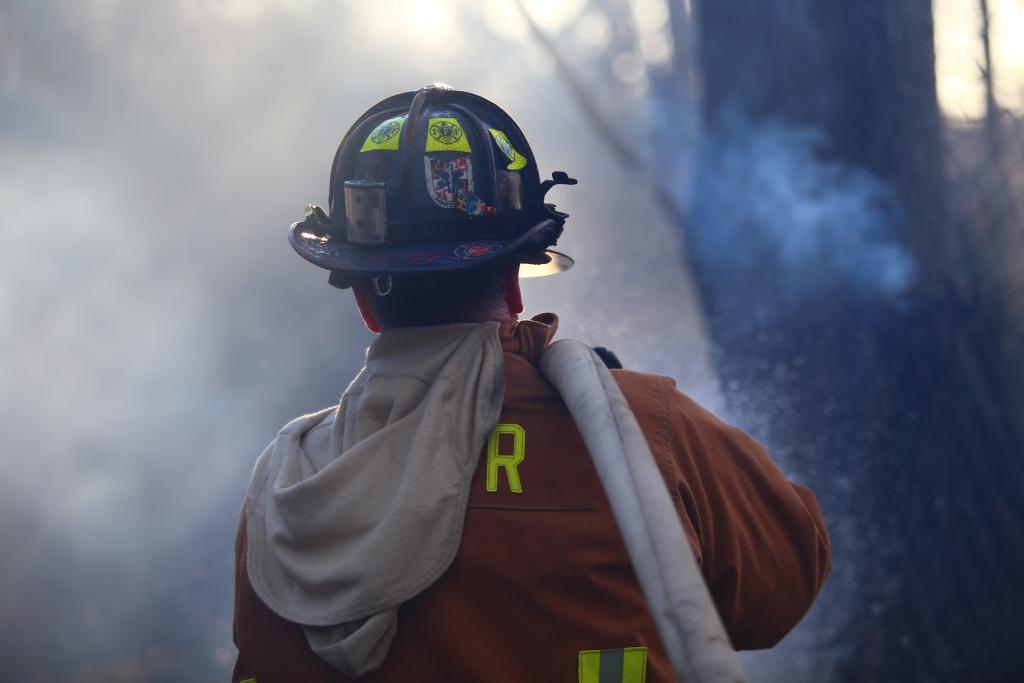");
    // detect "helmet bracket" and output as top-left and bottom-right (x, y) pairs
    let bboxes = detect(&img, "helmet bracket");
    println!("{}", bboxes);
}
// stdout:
(538, 171), (578, 200)
(344, 181), (388, 244)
